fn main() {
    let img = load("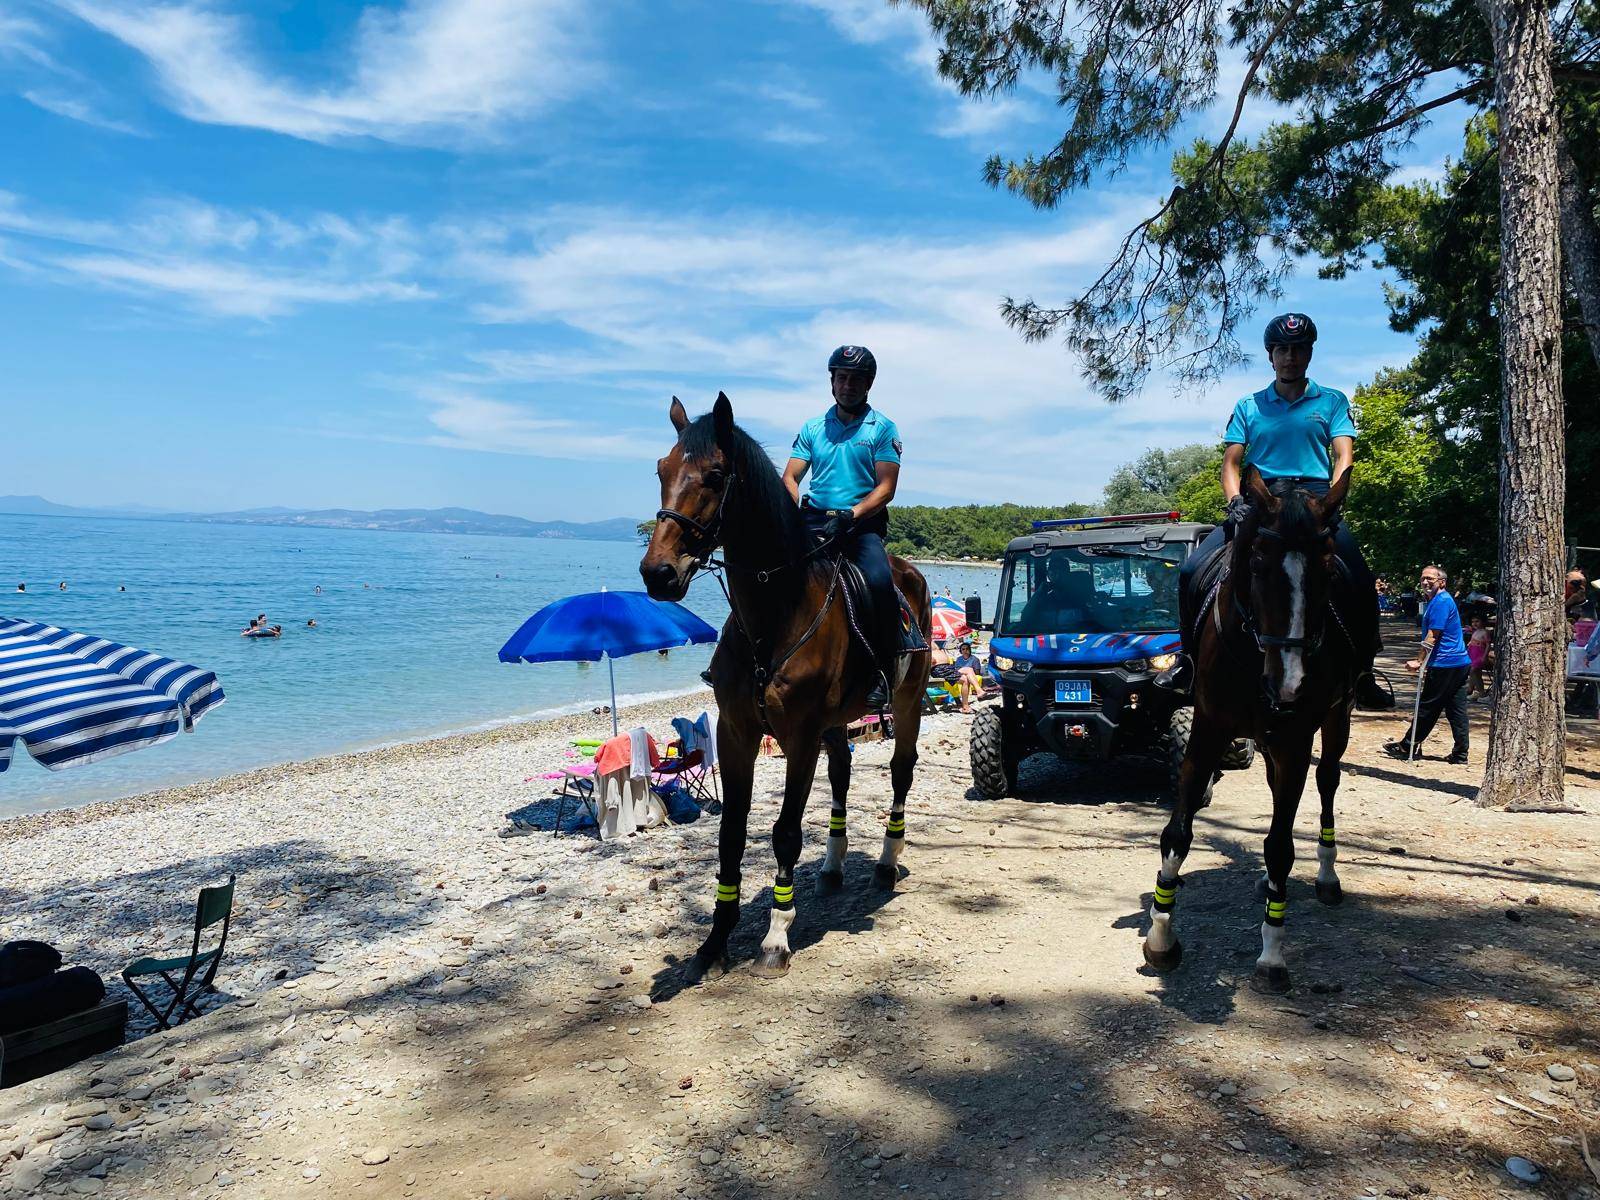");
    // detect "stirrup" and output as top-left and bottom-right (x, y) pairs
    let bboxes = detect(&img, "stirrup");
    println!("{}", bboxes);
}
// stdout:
(865, 671), (891, 710)
(1153, 655), (1193, 694)
(1354, 671), (1395, 711)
